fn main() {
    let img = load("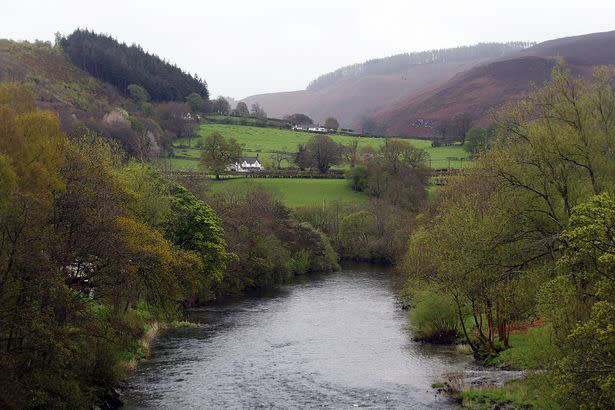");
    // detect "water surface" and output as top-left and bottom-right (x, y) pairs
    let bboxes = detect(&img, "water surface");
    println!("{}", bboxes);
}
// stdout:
(123, 265), (468, 409)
